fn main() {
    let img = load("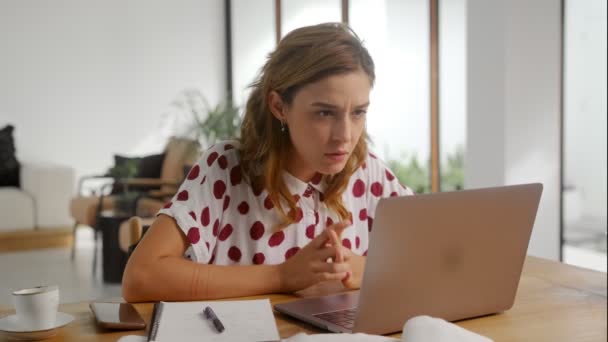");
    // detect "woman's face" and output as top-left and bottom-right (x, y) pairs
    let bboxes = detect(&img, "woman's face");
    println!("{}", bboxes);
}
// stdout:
(270, 69), (371, 182)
